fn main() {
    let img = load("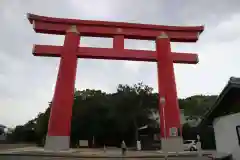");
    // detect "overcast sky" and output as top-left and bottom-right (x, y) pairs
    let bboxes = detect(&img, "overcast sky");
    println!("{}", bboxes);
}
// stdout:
(1, 0), (240, 127)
